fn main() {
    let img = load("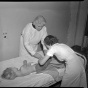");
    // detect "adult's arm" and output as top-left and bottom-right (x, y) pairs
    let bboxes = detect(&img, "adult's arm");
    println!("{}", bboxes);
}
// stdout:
(23, 24), (43, 59)
(23, 24), (36, 56)
(33, 52), (43, 60)
(41, 27), (48, 56)
(38, 45), (55, 65)
(38, 55), (50, 65)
